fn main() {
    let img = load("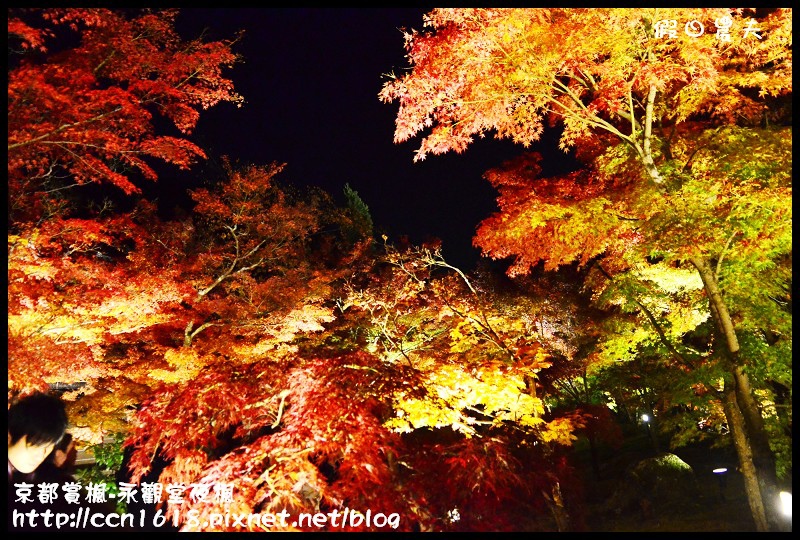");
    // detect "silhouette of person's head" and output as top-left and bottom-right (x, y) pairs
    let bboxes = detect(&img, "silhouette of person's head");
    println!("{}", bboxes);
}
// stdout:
(8, 392), (68, 475)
